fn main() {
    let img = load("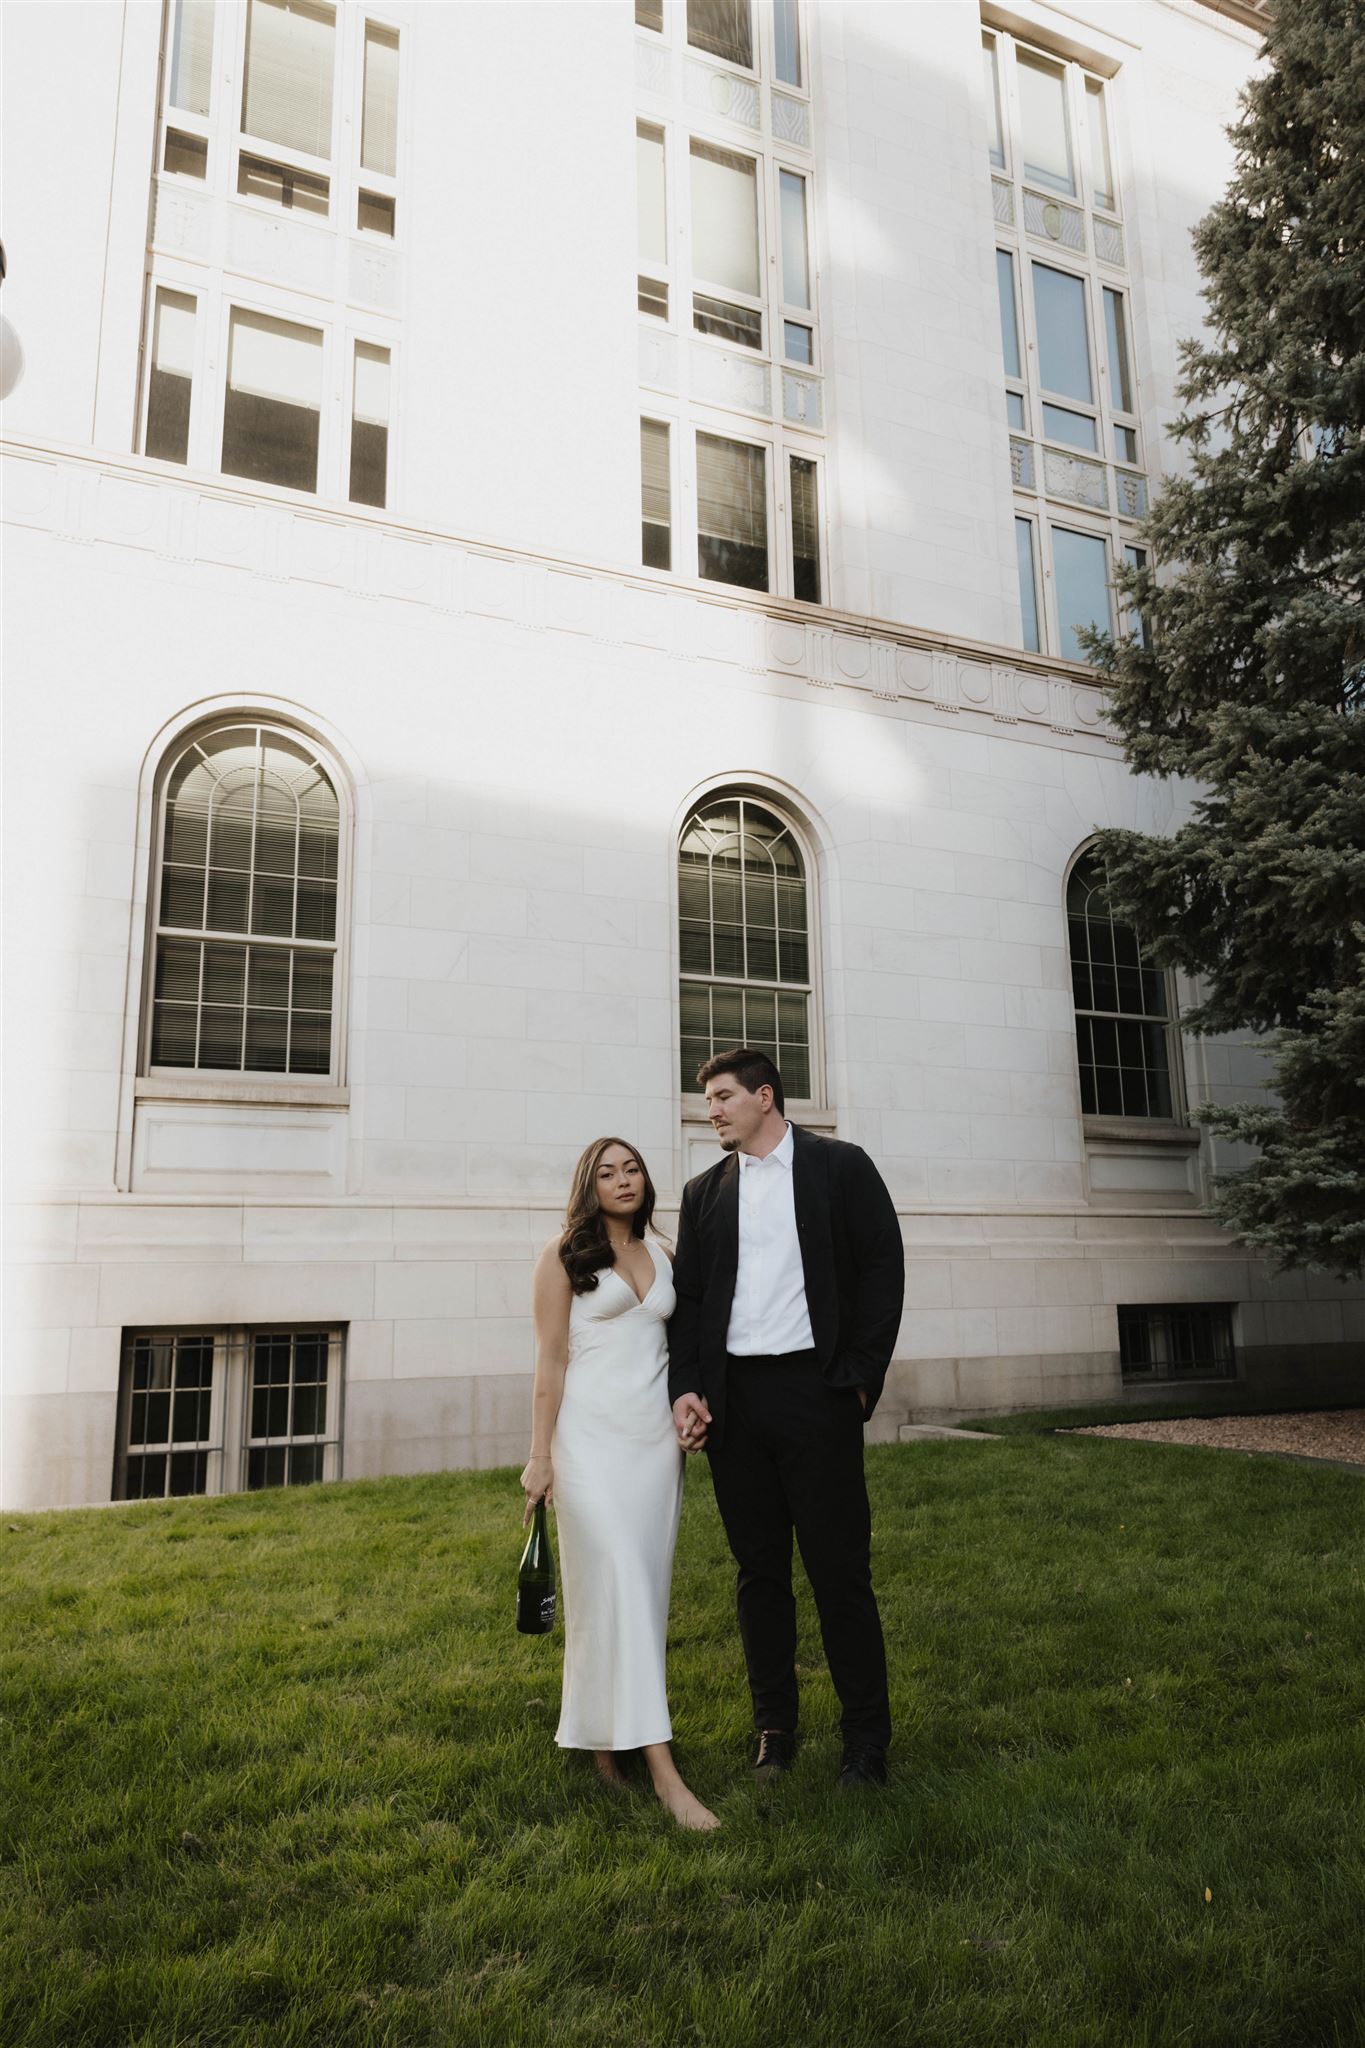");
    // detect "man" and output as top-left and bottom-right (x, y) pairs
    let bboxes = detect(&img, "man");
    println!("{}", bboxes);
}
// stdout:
(668, 1047), (905, 1789)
